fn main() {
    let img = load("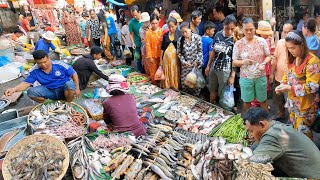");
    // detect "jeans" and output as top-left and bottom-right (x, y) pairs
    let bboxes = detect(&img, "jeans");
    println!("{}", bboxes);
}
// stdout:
(109, 33), (116, 57)
(135, 47), (144, 73)
(27, 80), (76, 100)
